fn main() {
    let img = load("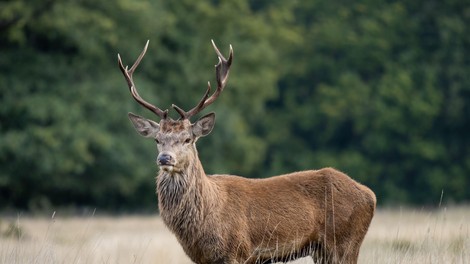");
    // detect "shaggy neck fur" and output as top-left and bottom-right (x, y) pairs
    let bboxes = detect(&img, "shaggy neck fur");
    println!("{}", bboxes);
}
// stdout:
(156, 148), (218, 239)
